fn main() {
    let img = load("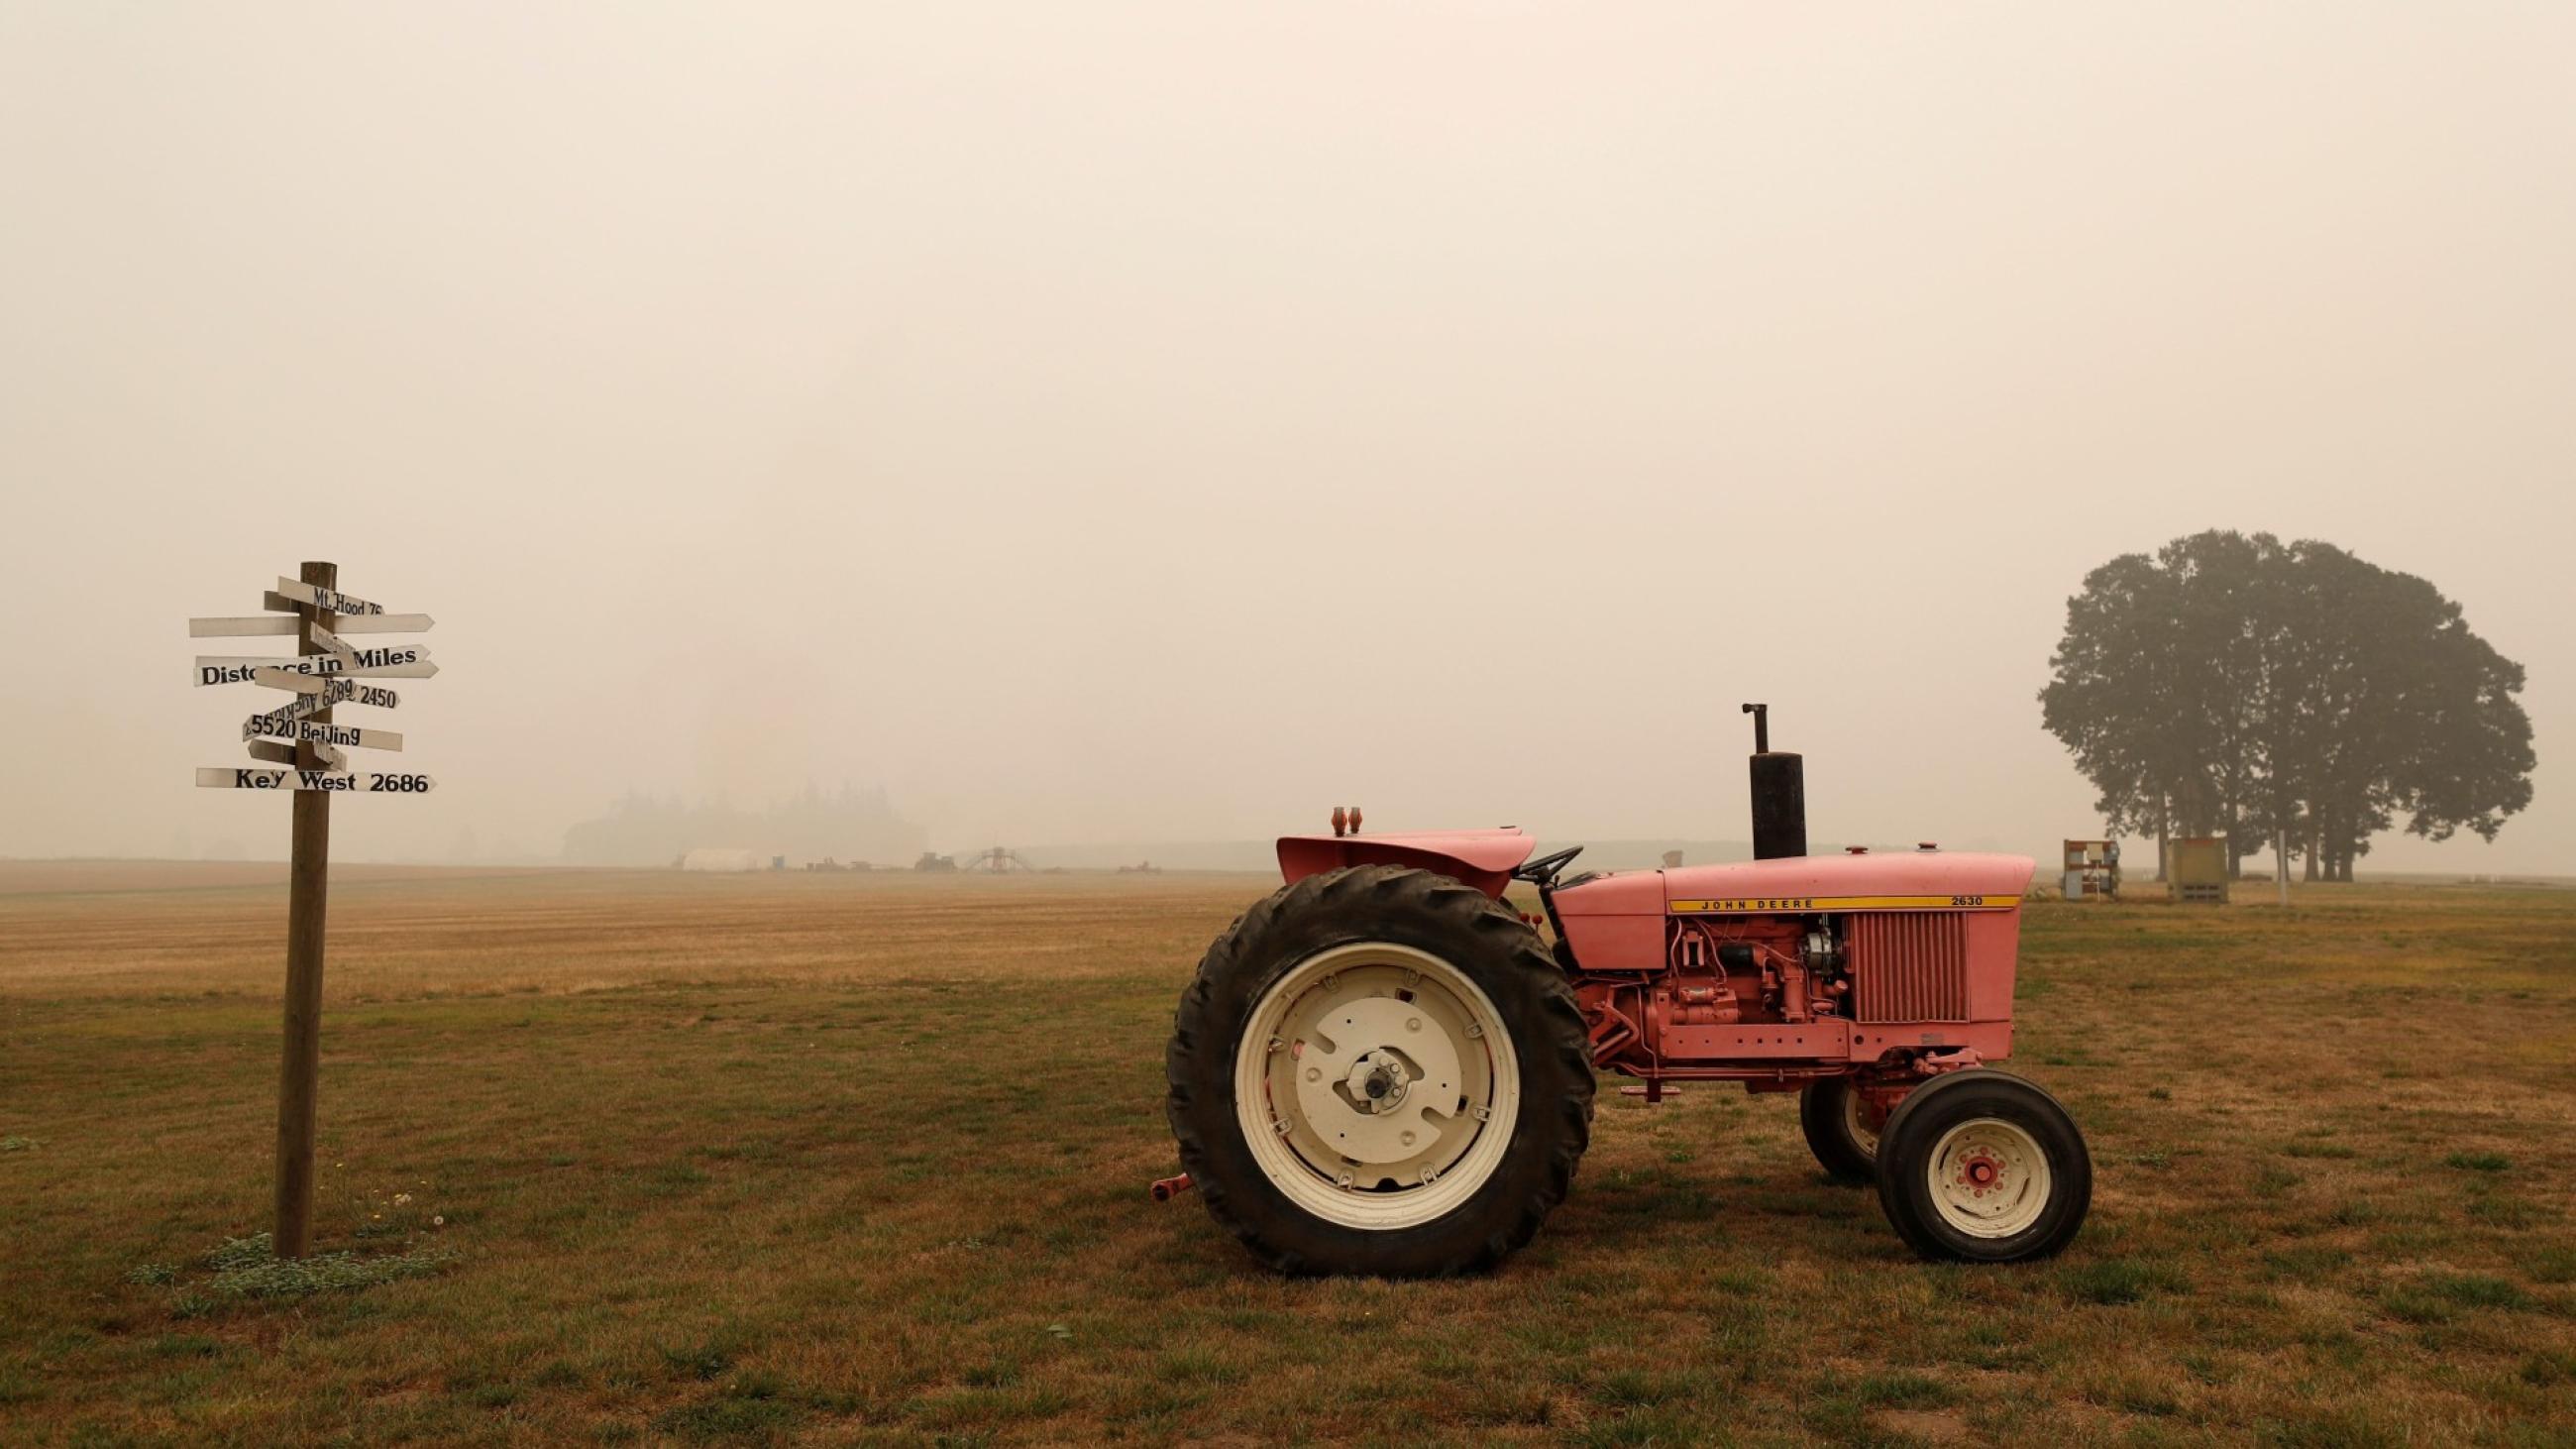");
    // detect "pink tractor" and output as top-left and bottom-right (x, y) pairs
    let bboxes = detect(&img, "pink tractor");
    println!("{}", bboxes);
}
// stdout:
(1161, 707), (2091, 1276)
